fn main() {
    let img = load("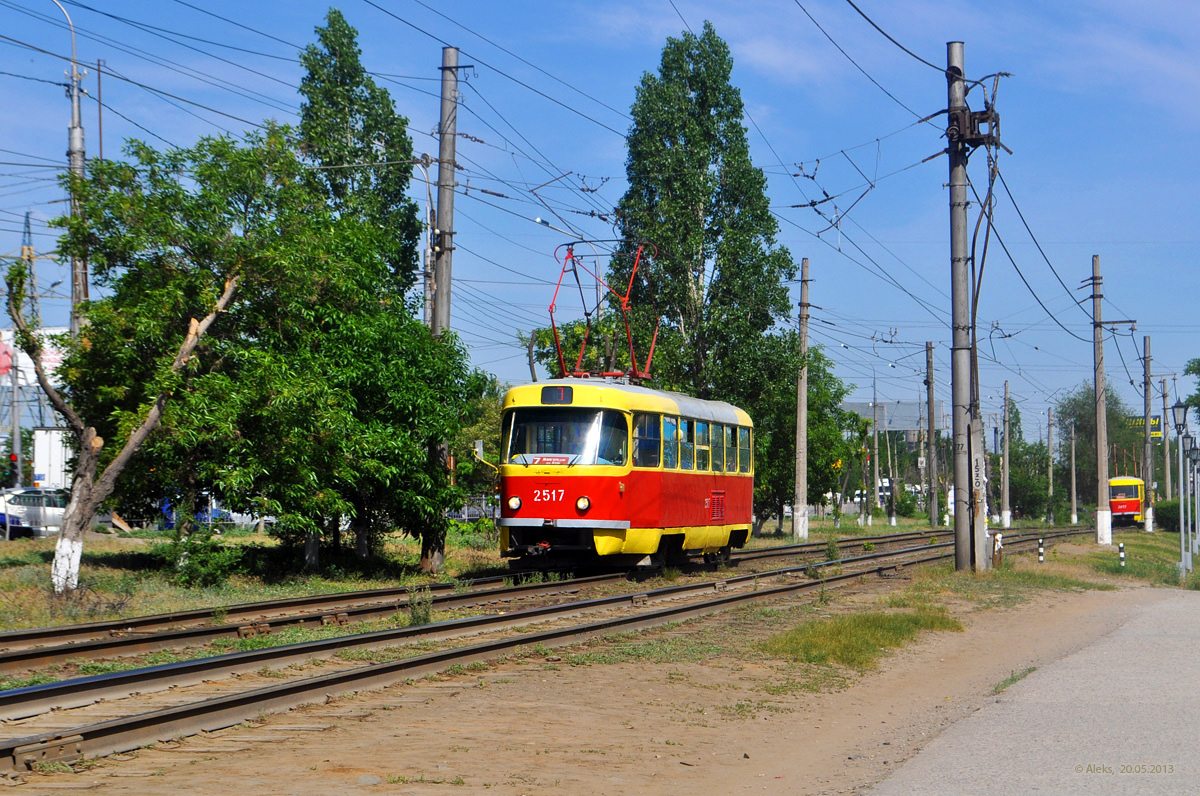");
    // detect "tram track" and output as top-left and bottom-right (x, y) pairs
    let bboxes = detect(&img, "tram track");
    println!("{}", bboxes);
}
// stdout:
(0, 528), (1086, 771)
(0, 529), (952, 676)
(0, 528), (1082, 677)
